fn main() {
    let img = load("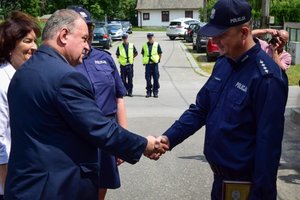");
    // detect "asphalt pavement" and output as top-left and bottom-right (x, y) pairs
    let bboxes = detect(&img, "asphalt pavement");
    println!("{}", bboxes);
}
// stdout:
(105, 32), (300, 200)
